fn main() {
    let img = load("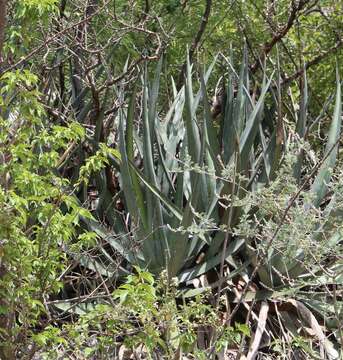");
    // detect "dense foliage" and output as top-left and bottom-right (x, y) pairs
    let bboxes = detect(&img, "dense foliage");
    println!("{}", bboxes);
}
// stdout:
(0, 0), (342, 359)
